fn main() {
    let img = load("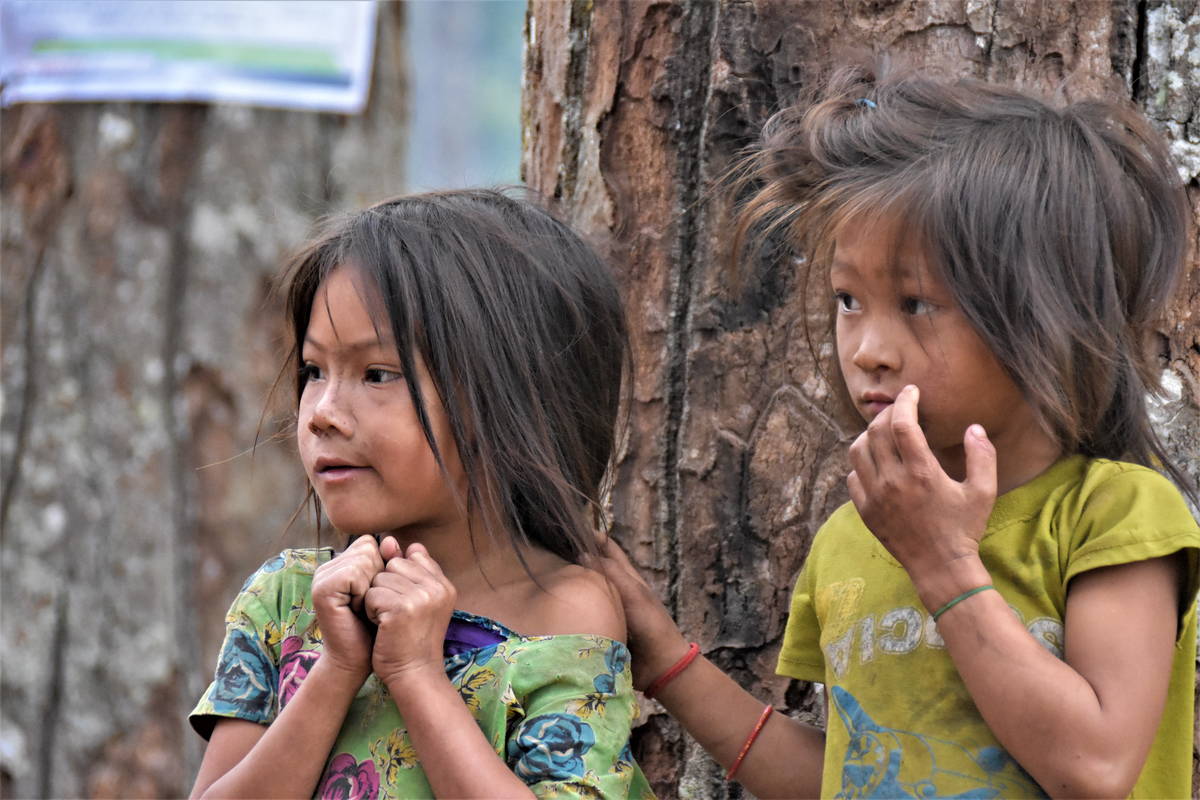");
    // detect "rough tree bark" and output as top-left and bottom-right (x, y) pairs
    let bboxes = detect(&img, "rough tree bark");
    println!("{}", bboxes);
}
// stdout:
(0, 6), (406, 797)
(521, 1), (1200, 797)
